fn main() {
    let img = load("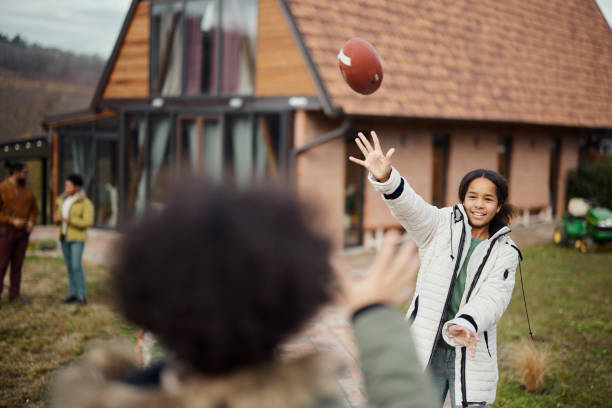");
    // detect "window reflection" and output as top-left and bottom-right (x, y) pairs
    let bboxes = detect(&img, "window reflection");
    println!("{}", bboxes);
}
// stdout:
(149, 117), (173, 205)
(97, 139), (118, 227)
(185, 1), (218, 95)
(221, 0), (257, 94)
(151, 1), (184, 96)
(227, 114), (280, 188)
(125, 115), (147, 218)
